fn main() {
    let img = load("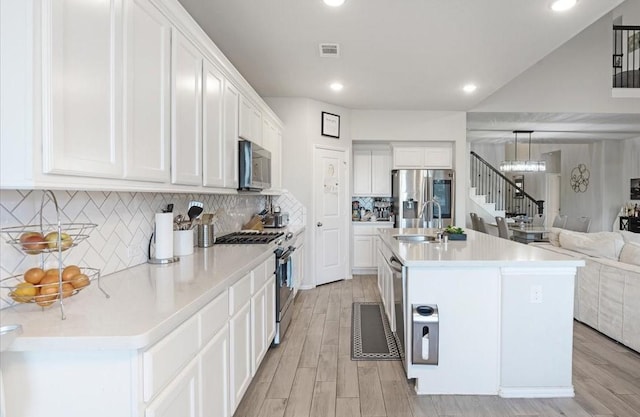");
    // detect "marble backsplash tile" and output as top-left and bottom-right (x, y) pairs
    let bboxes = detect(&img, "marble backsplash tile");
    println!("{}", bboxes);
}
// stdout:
(0, 190), (267, 279)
